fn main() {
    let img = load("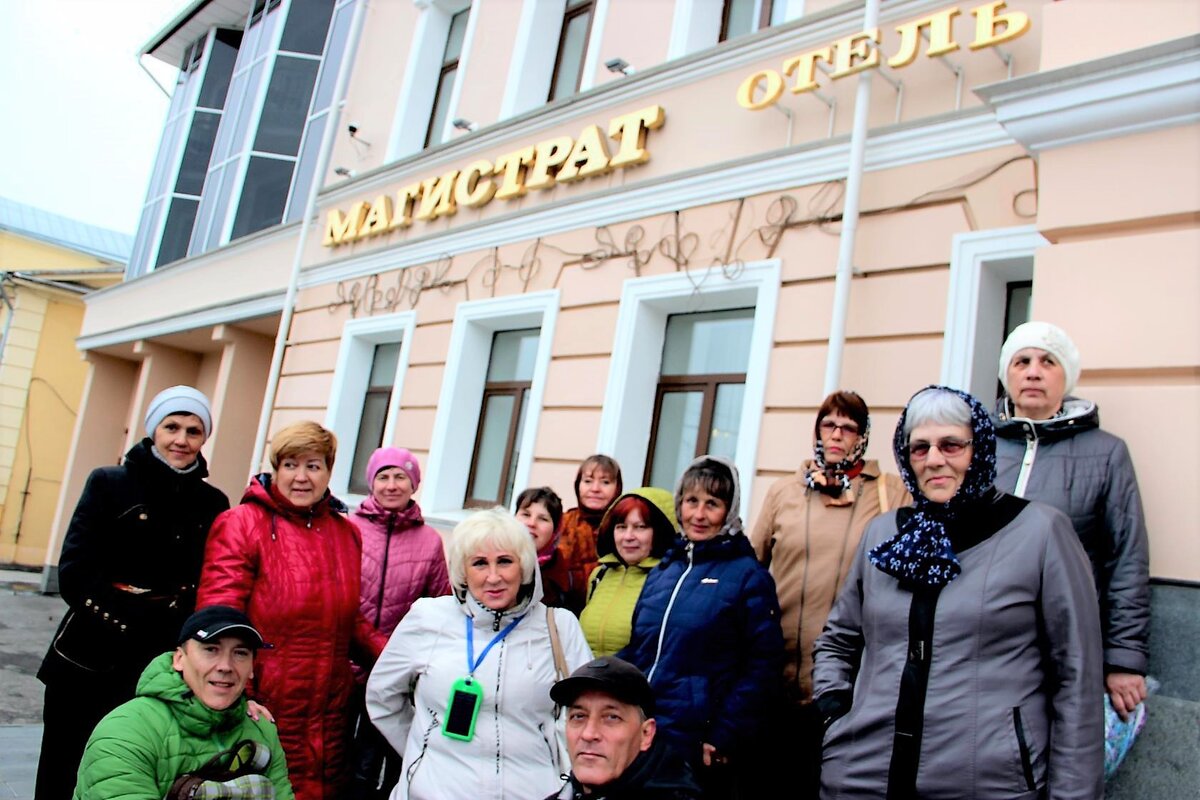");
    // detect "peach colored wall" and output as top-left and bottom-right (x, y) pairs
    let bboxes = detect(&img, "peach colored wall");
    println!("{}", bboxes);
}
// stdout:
(1038, 124), (1200, 240)
(587, 0), (675, 92)
(279, 137), (1034, 529)
(1039, 0), (1200, 71)
(328, 0), (422, 180)
(450, 1), (523, 140)
(79, 231), (295, 339)
(302, 1), (1046, 268)
(44, 353), (138, 568)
